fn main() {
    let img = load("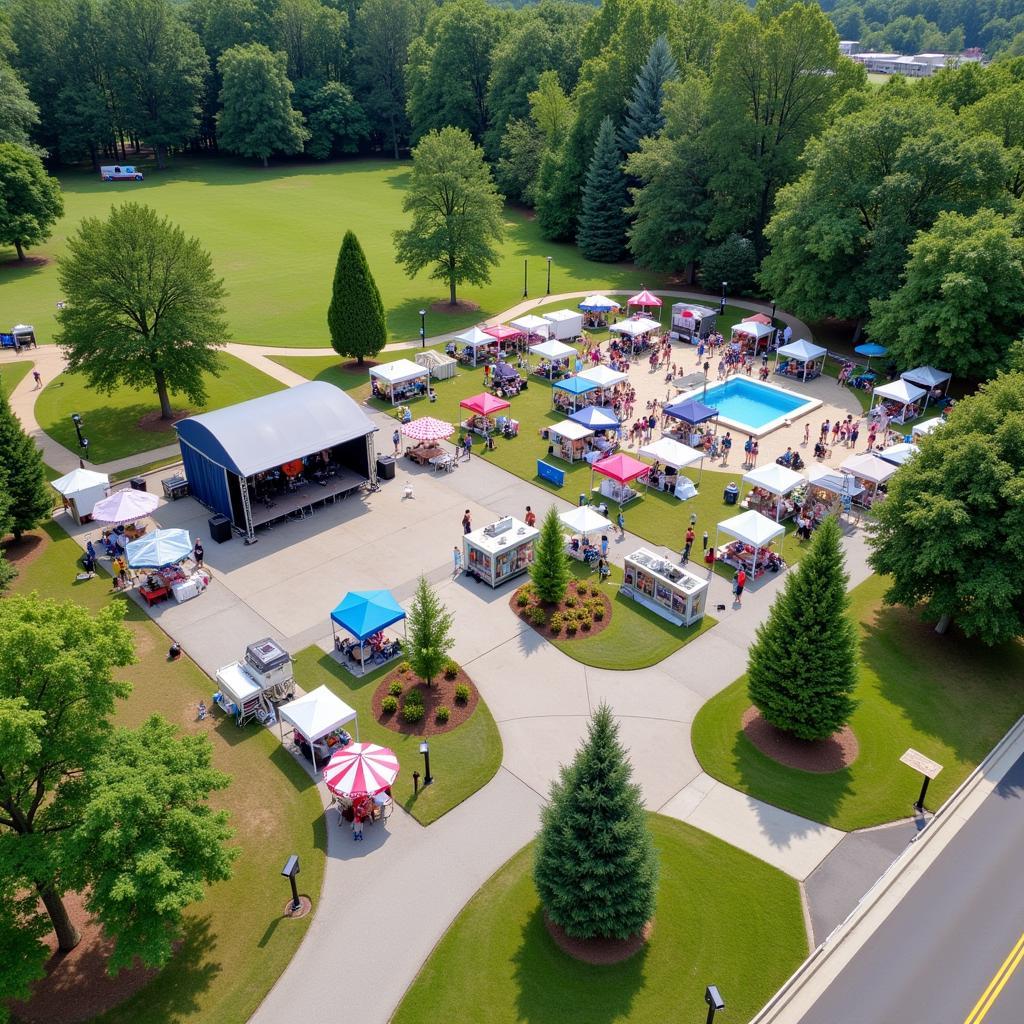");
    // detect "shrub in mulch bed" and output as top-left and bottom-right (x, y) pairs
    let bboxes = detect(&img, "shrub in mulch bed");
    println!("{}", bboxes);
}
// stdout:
(372, 664), (479, 736)
(509, 578), (613, 640)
